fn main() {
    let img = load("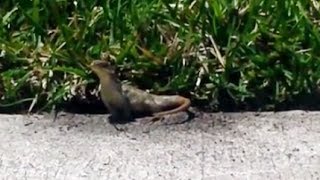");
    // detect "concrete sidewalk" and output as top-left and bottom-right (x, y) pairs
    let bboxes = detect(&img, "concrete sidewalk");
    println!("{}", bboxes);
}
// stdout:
(0, 111), (319, 179)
